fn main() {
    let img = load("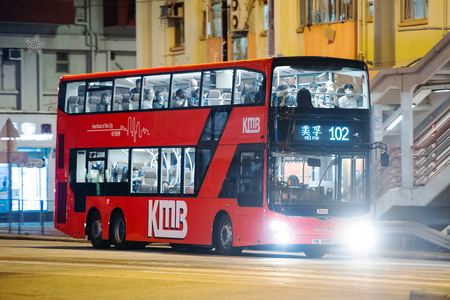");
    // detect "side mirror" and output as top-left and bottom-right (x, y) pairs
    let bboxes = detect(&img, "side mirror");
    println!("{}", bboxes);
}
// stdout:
(307, 158), (321, 167)
(381, 152), (389, 167)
